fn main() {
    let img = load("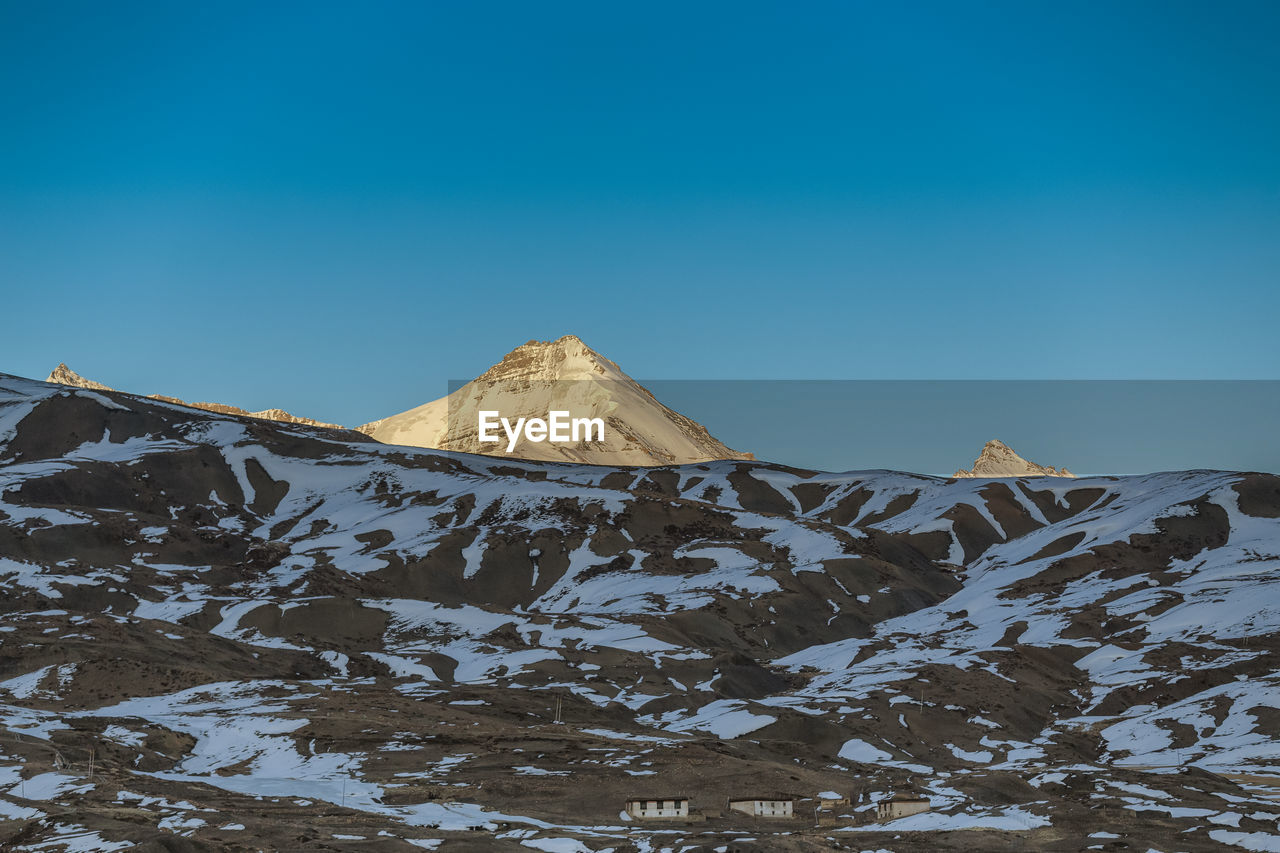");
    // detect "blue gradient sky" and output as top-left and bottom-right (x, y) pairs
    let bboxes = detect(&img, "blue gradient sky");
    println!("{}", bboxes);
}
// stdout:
(649, 381), (1280, 476)
(2, 2), (1278, 444)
